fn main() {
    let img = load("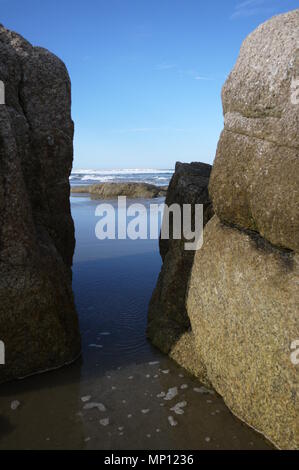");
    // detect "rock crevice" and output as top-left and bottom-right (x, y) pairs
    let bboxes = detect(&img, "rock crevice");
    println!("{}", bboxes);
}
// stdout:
(147, 161), (214, 381)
